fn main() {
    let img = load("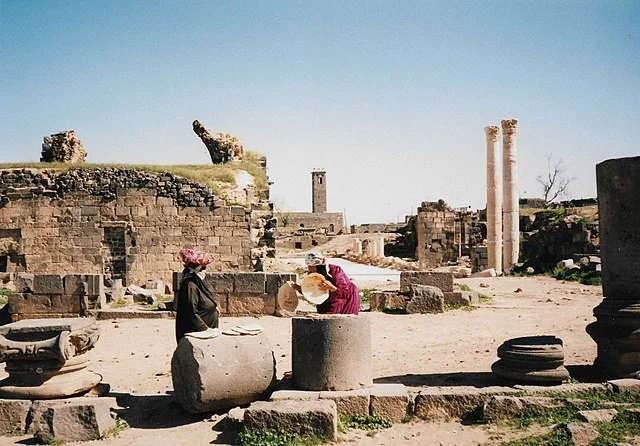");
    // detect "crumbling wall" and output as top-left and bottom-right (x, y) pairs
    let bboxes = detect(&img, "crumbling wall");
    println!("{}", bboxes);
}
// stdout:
(415, 201), (457, 268)
(41, 130), (87, 163)
(0, 168), (252, 286)
(280, 212), (344, 234)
